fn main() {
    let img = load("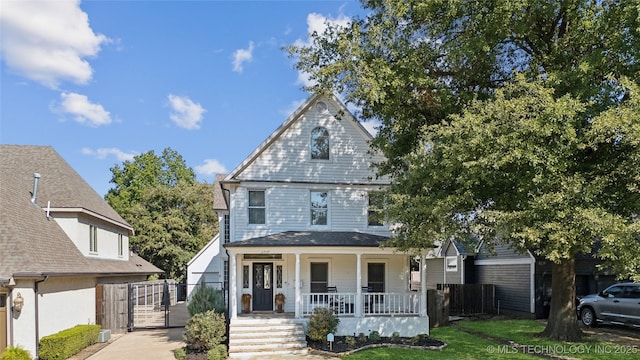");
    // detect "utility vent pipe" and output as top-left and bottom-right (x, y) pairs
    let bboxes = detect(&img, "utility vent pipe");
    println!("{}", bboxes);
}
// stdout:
(31, 173), (41, 203)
